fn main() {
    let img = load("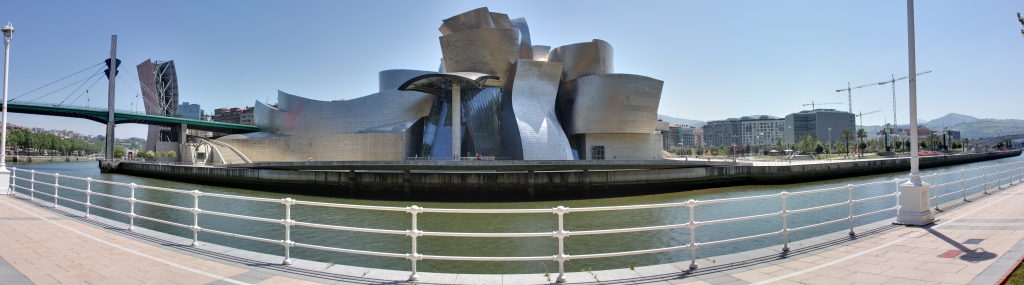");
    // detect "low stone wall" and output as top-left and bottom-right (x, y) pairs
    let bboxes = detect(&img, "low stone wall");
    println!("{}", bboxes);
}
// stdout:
(113, 151), (1021, 201)
(8, 156), (98, 163)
